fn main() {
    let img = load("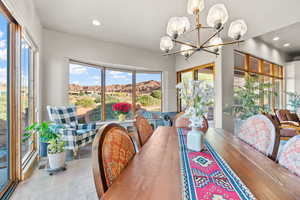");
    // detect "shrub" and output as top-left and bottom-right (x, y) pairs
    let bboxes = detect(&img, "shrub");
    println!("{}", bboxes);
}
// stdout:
(151, 90), (161, 99)
(137, 95), (160, 106)
(75, 97), (95, 108)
